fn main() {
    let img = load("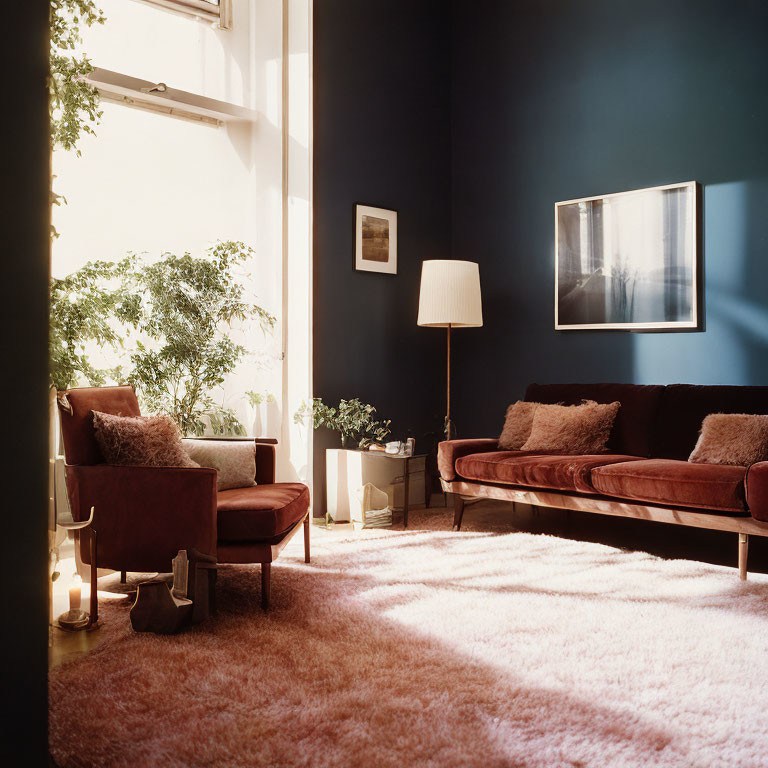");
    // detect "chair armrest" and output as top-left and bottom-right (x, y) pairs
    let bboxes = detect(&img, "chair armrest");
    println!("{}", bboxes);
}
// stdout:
(746, 461), (768, 521)
(65, 464), (218, 573)
(438, 439), (499, 482)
